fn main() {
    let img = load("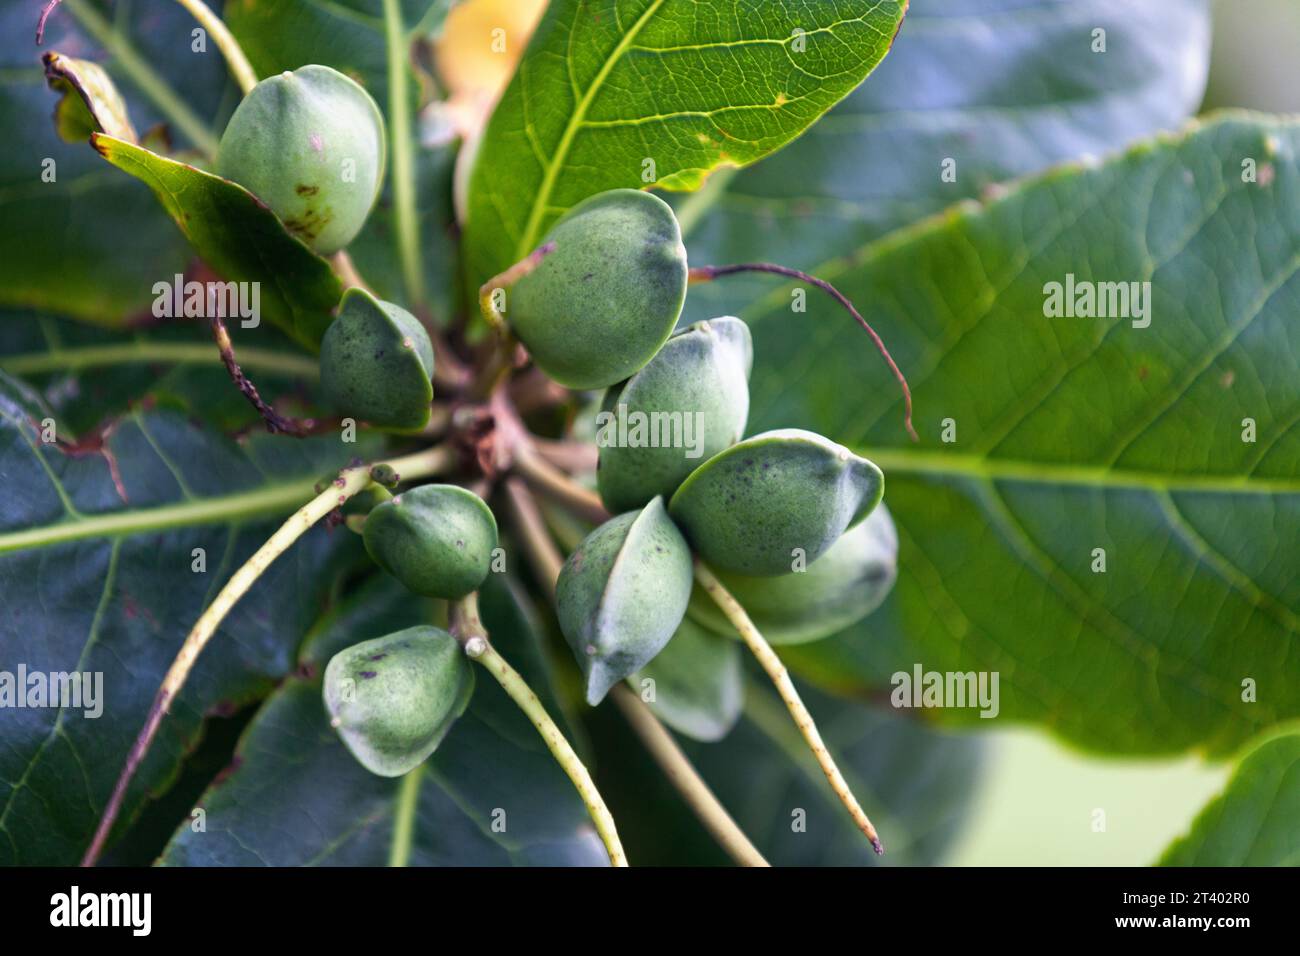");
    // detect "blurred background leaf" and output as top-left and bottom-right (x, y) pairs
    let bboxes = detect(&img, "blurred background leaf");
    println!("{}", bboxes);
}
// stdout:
(0, 0), (234, 324)
(0, 310), (319, 435)
(1158, 726), (1300, 866)
(224, 0), (453, 115)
